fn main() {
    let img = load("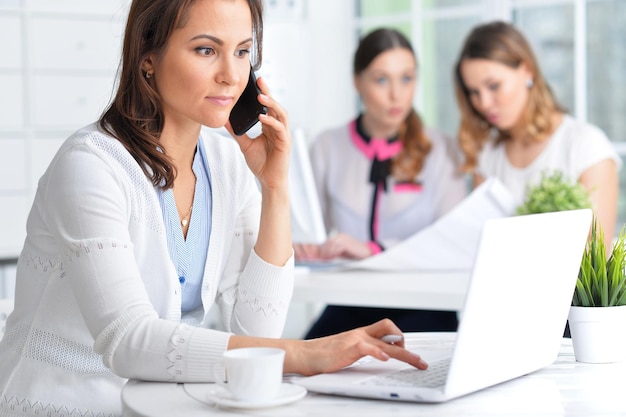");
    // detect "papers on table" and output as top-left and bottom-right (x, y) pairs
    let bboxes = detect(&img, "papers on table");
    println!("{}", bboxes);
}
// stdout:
(340, 177), (516, 272)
